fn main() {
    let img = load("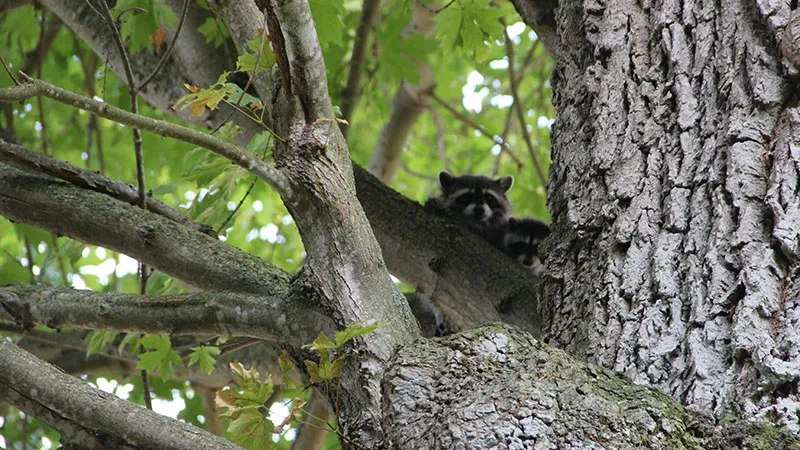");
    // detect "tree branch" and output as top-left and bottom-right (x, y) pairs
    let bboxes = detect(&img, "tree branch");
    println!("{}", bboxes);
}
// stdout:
(431, 92), (524, 169)
(0, 138), (212, 235)
(0, 285), (329, 346)
(0, 339), (240, 449)
(0, 77), (290, 195)
(503, 23), (547, 185)
(0, 163), (289, 296)
(17, 0), (545, 337)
